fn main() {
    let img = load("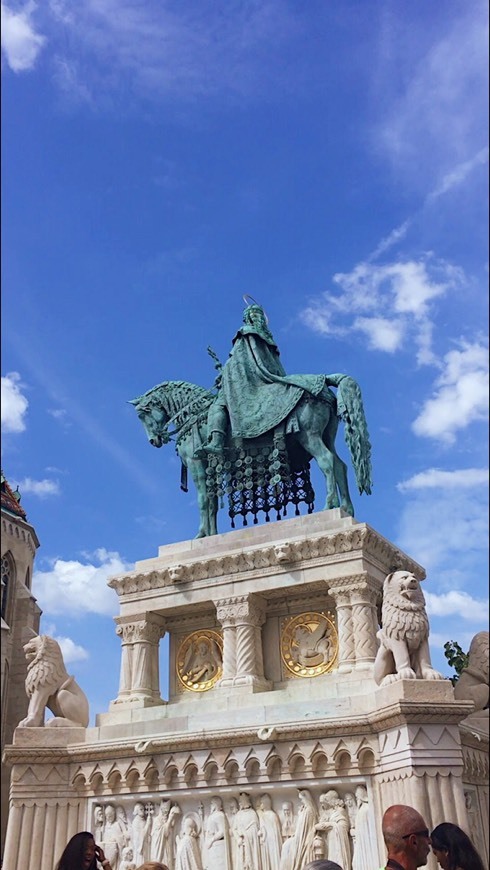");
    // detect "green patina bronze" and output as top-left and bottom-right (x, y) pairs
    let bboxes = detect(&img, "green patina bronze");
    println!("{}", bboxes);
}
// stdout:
(131, 302), (372, 538)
